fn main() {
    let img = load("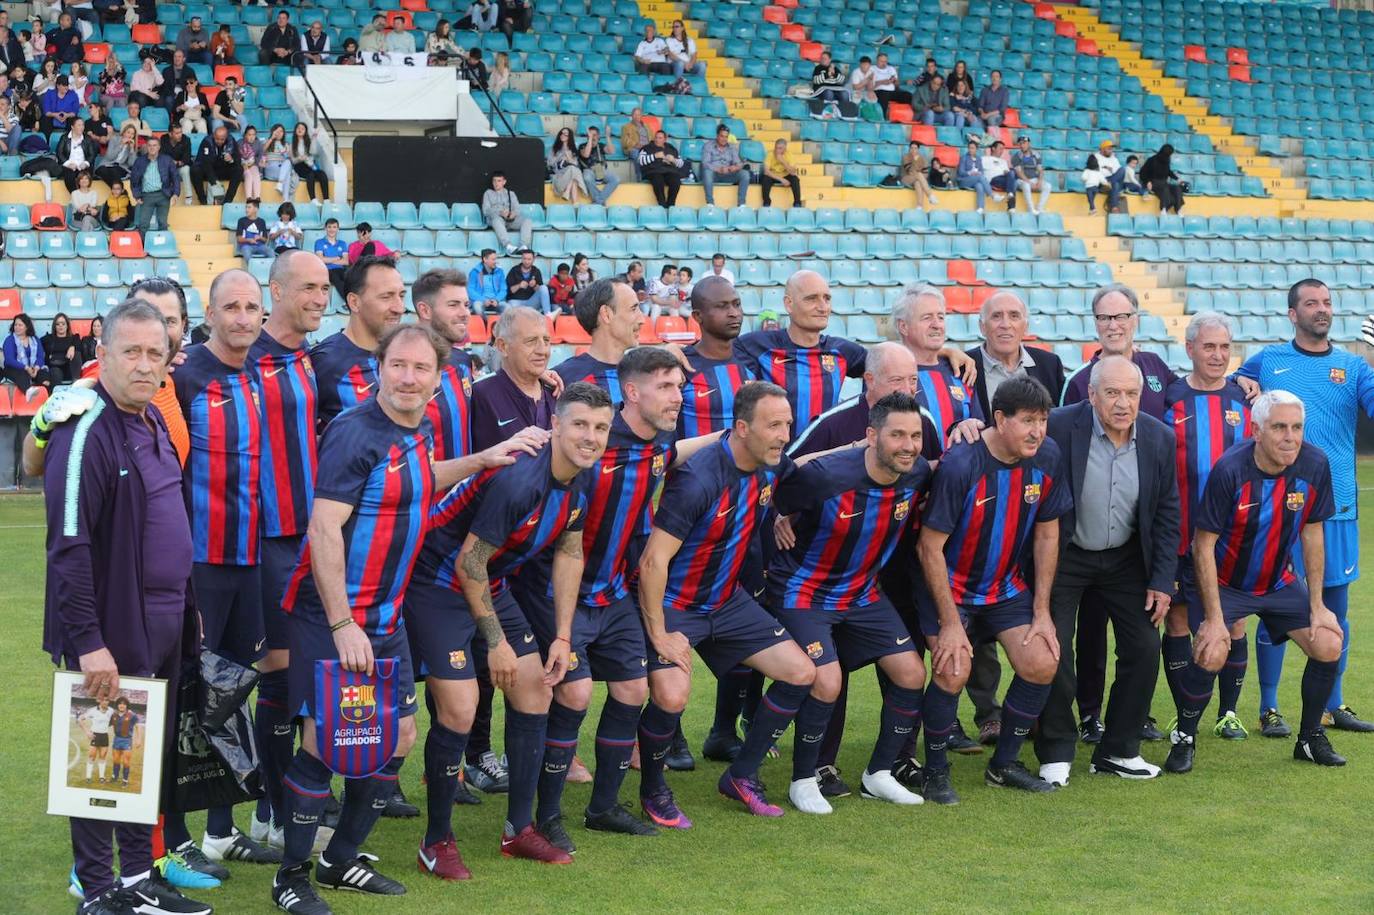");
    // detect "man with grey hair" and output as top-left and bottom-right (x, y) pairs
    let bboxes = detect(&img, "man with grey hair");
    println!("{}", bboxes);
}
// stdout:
(1167, 389), (1346, 771)
(892, 284), (984, 461)
(965, 290), (1065, 421)
(470, 305), (558, 450)
(1034, 354), (1180, 785)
